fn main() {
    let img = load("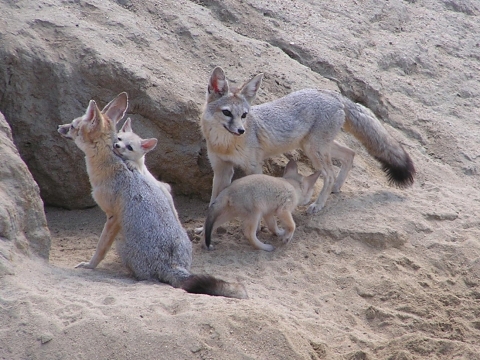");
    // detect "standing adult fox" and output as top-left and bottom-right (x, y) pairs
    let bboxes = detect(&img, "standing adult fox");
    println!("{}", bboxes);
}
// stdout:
(201, 67), (415, 214)
(57, 92), (247, 299)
